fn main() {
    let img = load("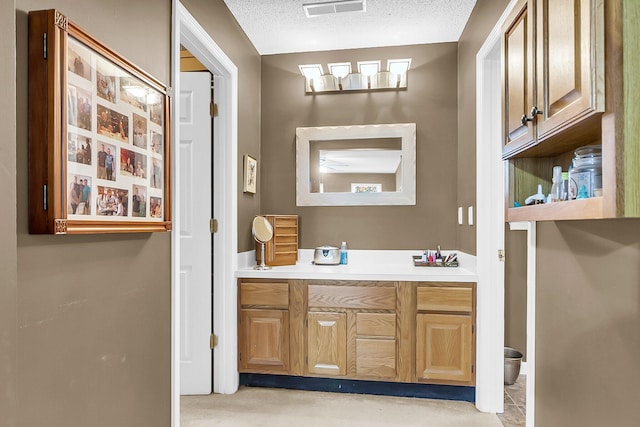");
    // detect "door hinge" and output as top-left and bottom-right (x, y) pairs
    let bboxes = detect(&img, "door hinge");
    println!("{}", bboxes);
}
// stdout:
(210, 218), (218, 233)
(498, 249), (505, 262)
(43, 33), (47, 59)
(210, 334), (218, 349)
(472, 323), (475, 334)
(210, 102), (218, 117)
(239, 352), (242, 361)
